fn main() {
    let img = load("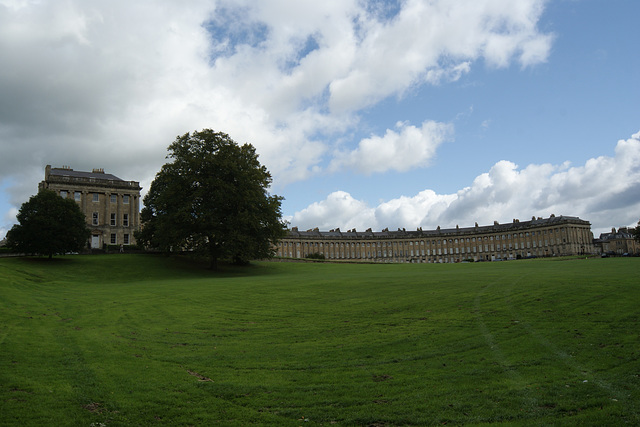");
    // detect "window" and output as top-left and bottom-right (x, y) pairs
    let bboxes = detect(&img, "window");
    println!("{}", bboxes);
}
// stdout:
(110, 194), (117, 203)
(74, 192), (81, 202)
(110, 233), (116, 244)
(60, 190), (68, 198)
(110, 213), (116, 226)
(124, 234), (130, 245)
(92, 212), (99, 226)
(123, 195), (130, 204)
(93, 193), (99, 202)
